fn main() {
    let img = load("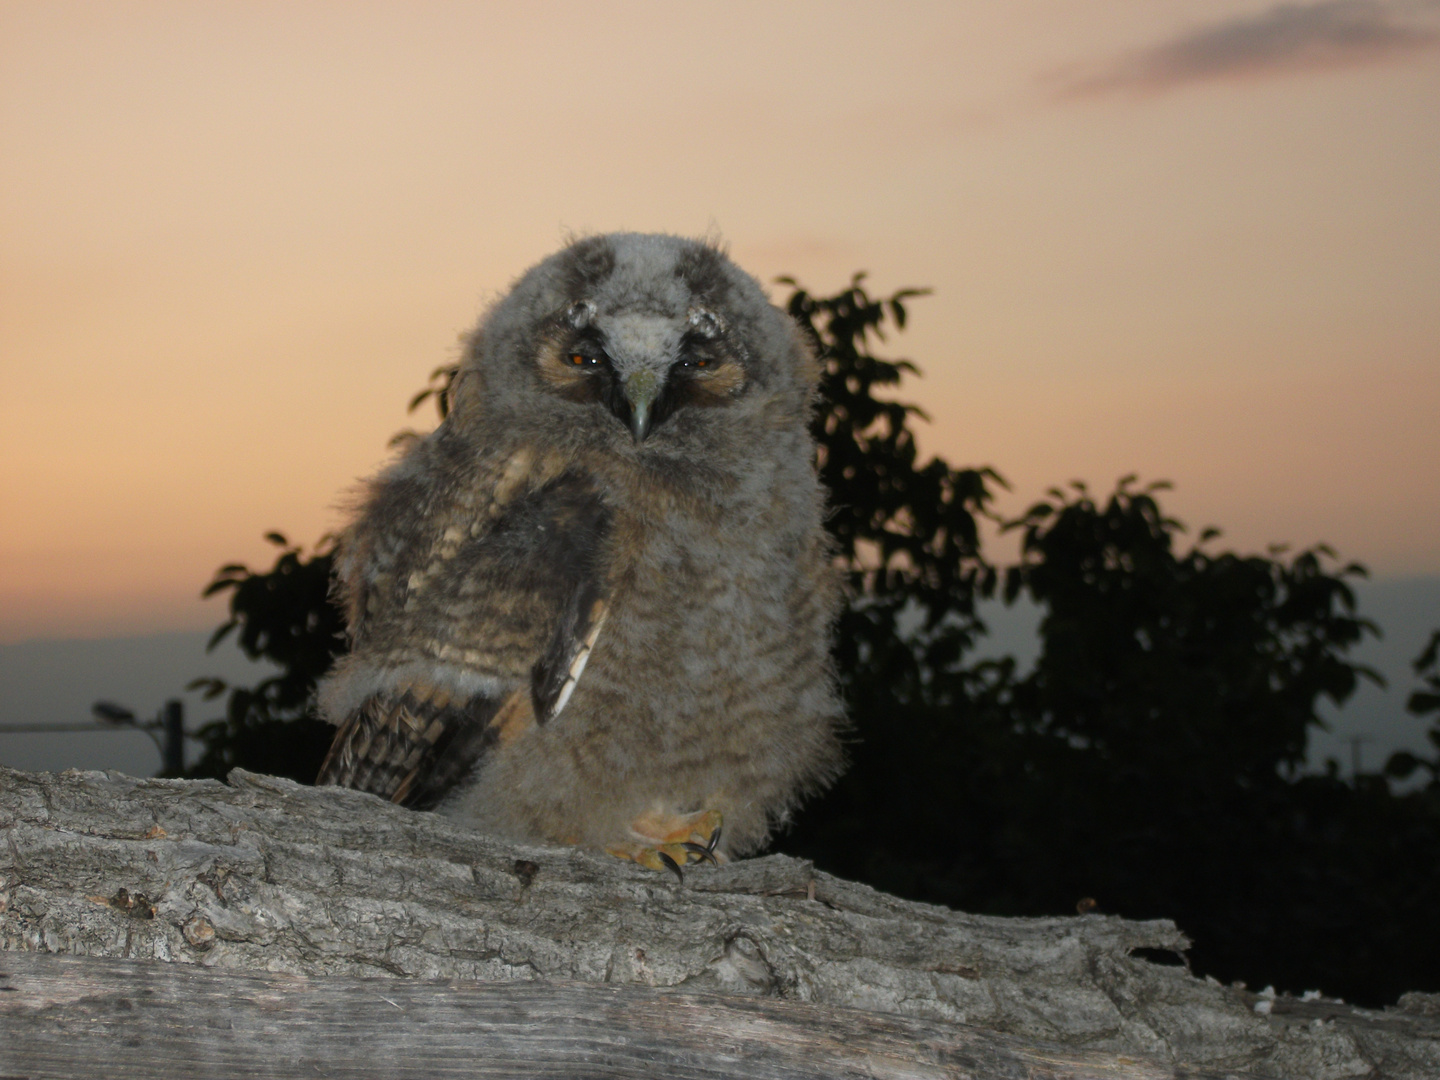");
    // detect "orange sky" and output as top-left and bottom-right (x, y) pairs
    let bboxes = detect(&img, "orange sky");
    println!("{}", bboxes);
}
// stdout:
(2, 0), (1438, 644)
